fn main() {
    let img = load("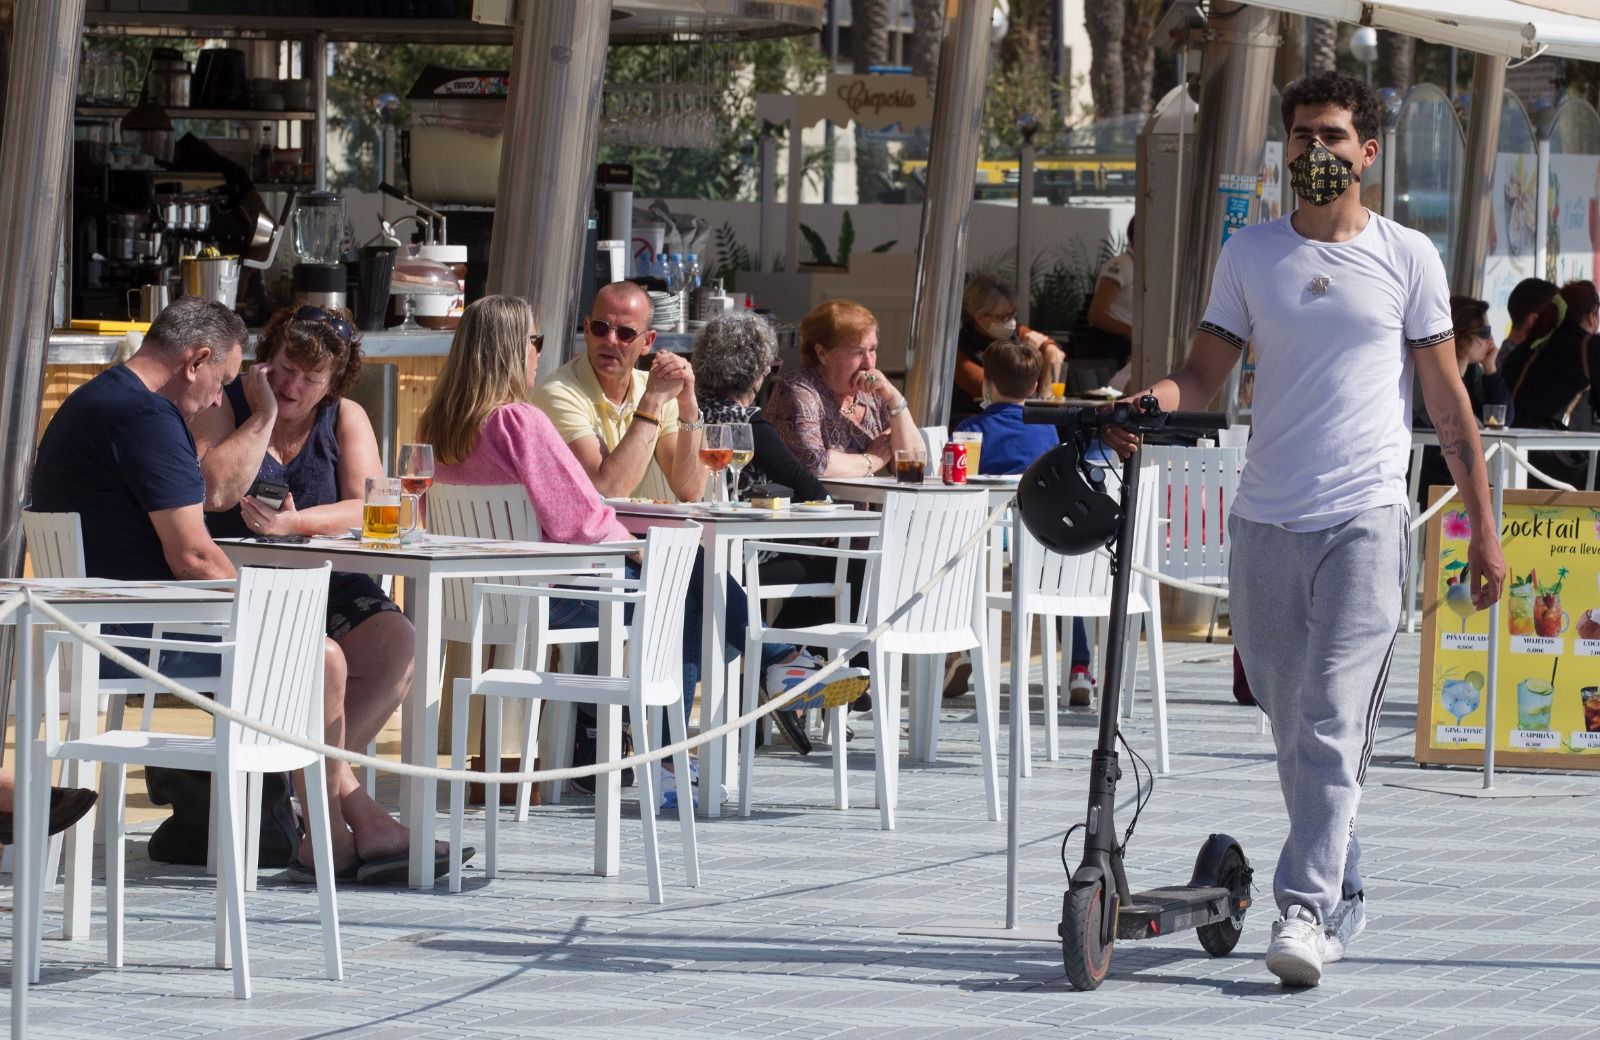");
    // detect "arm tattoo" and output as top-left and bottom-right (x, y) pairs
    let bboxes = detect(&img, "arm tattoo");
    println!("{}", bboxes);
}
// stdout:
(1435, 411), (1476, 479)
